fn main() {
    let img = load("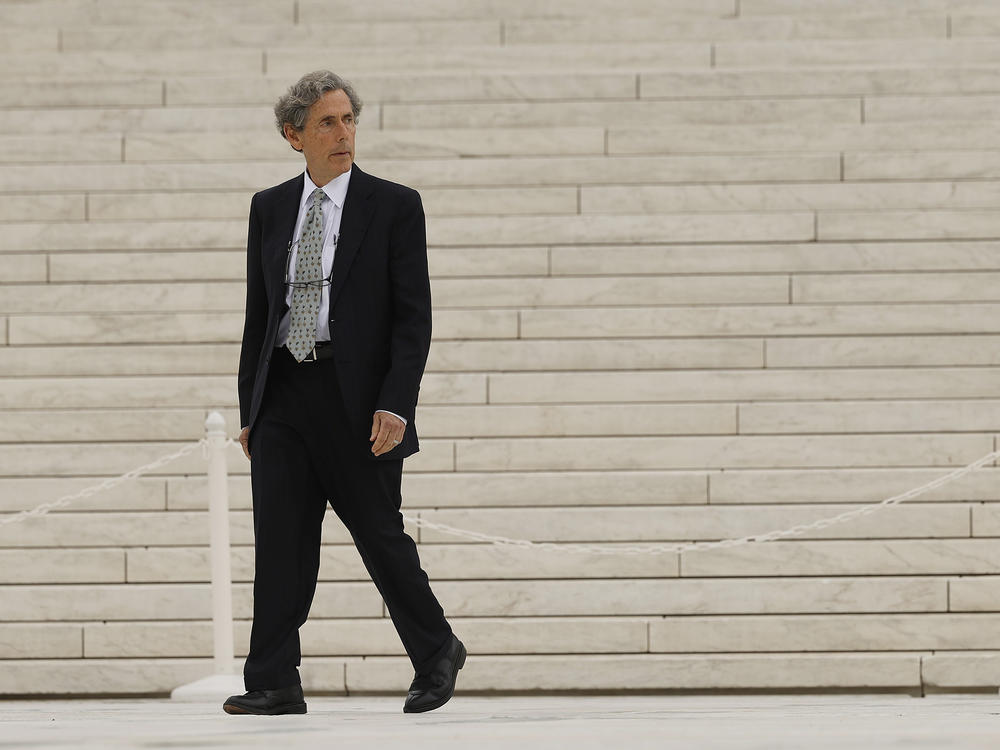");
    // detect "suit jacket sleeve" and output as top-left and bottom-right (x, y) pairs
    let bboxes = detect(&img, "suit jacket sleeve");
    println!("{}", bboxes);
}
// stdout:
(375, 189), (432, 424)
(238, 193), (265, 429)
